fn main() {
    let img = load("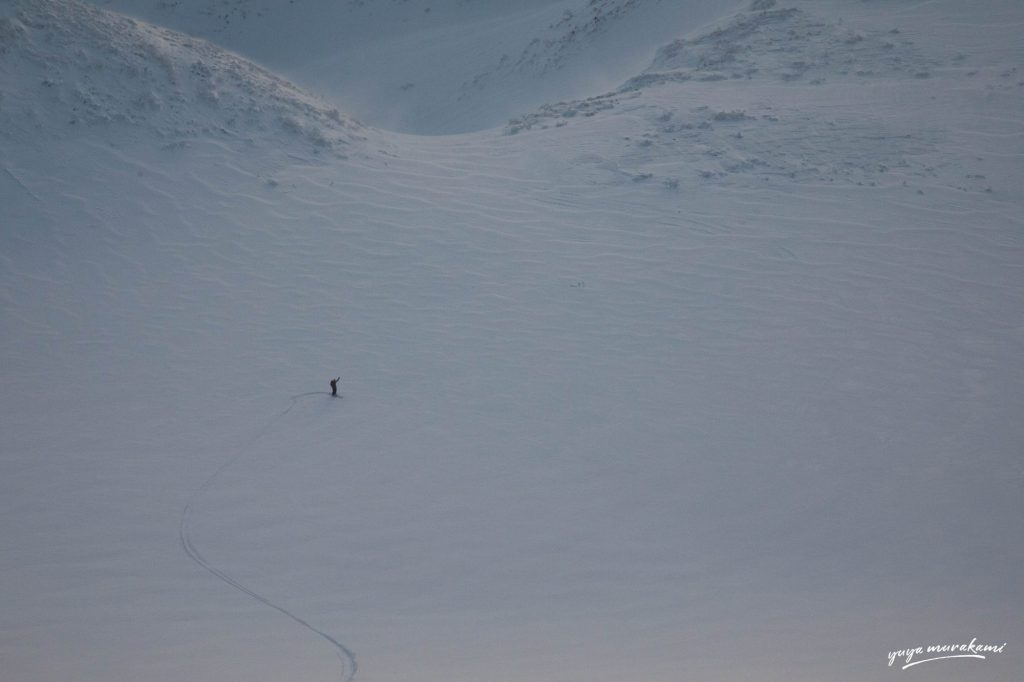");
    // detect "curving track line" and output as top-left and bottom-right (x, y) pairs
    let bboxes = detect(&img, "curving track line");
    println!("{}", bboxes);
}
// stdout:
(179, 392), (357, 682)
